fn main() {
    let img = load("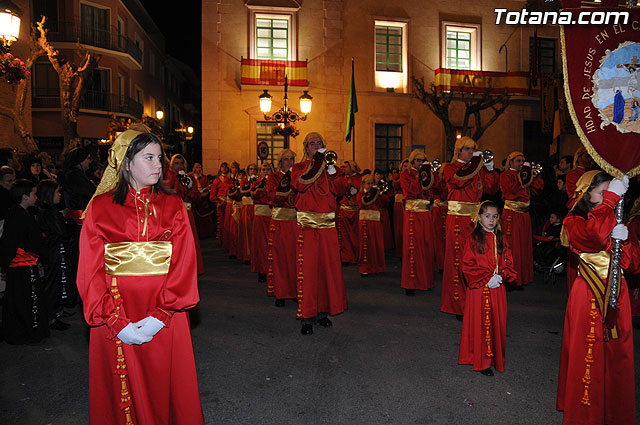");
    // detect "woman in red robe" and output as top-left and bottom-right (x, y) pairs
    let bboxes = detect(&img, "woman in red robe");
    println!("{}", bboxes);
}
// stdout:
(373, 169), (394, 251)
(189, 163), (216, 239)
(356, 174), (385, 275)
(78, 128), (204, 425)
(400, 150), (439, 294)
(432, 170), (447, 272)
(459, 201), (517, 376)
(441, 137), (499, 317)
(392, 159), (409, 258)
(556, 170), (638, 425)
(337, 160), (362, 263)
(209, 162), (230, 241)
(266, 150), (298, 306)
(500, 152), (544, 287)
(291, 132), (350, 335)
(222, 161), (240, 252)
(250, 163), (274, 283)
(238, 163), (258, 263)
(227, 170), (244, 259)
